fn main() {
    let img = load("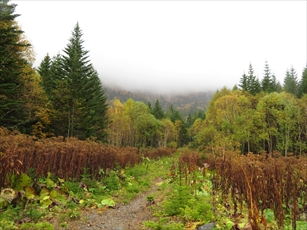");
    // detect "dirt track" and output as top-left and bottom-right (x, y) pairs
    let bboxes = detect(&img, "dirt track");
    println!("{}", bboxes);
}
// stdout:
(69, 177), (163, 230)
